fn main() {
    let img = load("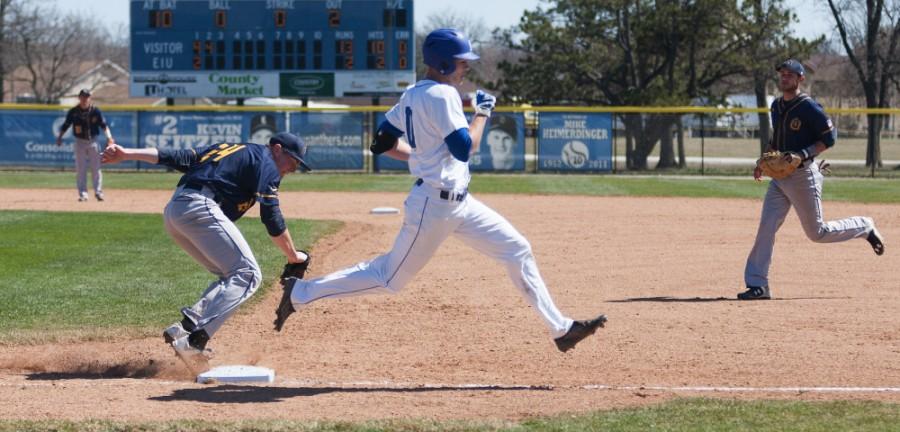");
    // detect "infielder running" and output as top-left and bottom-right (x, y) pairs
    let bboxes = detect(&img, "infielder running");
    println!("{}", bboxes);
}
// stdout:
(740, 59), (885, 300)
(102, 132), (311, 370)
(57, 89), (114, 202)
(274, 29), (606, 352)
